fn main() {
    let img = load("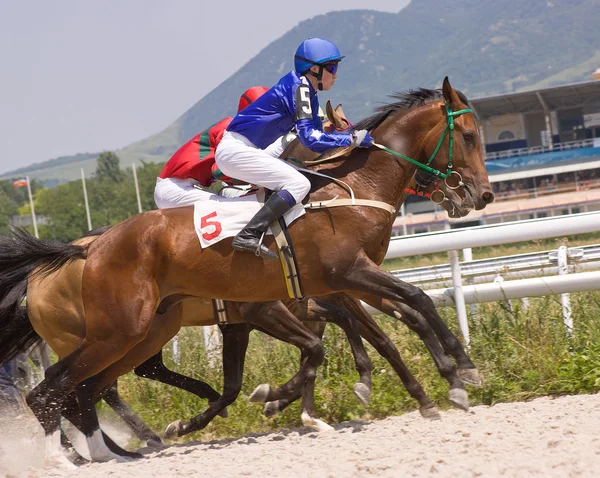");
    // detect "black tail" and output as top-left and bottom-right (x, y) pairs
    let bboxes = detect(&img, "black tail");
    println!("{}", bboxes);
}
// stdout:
(0, 229), (87, 364)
